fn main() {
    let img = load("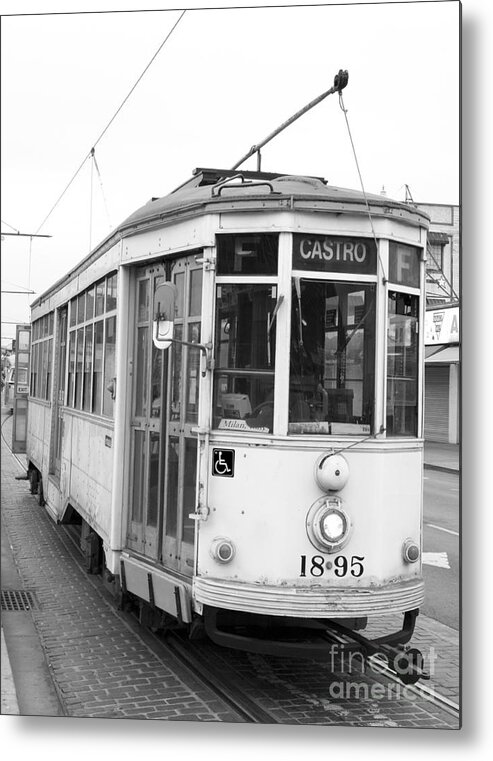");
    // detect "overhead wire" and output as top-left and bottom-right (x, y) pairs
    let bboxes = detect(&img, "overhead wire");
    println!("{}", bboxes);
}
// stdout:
(337, 88), (388, 444)
(89, 150), (95, 251)
(92, 150), (113, 230)
(338, 113), (457, 303)
(34, 9), (187, 236)
(90, 10), (187, 153)
(338, 91), (387, 283)
(1, 279), (33, 291)
(1, 219), (20, 234)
